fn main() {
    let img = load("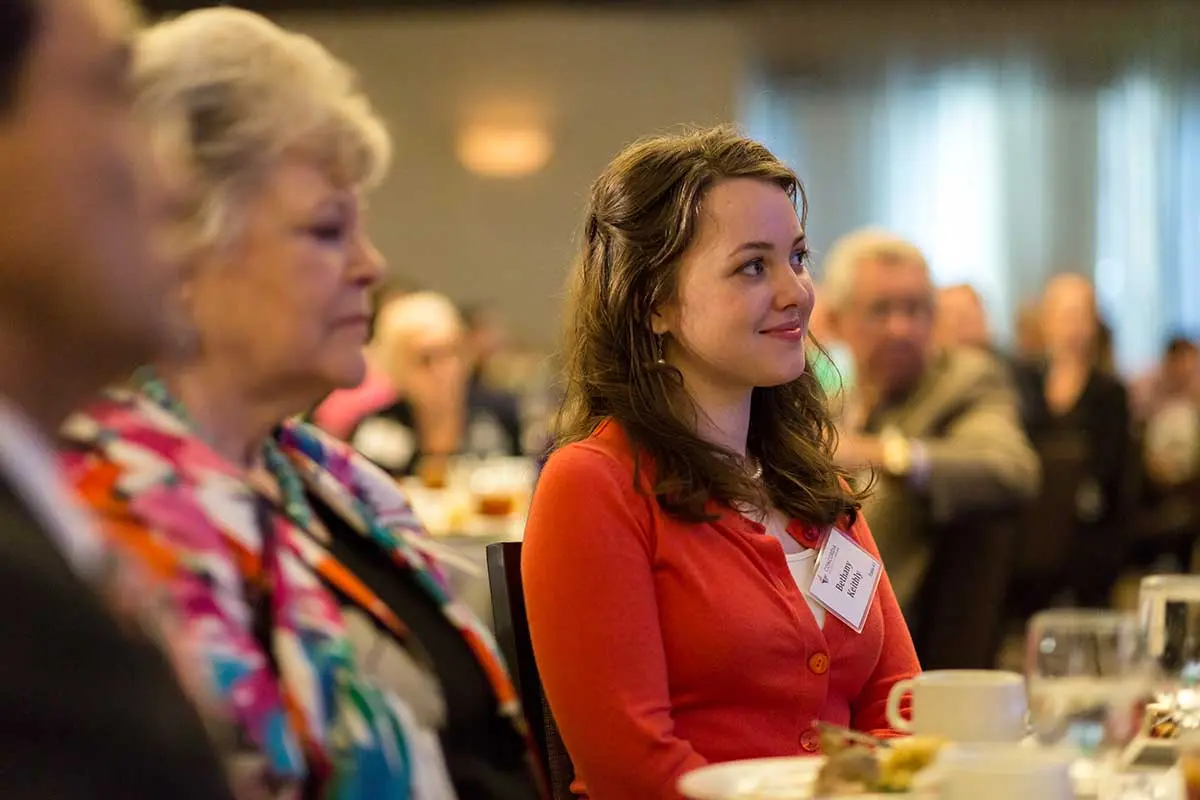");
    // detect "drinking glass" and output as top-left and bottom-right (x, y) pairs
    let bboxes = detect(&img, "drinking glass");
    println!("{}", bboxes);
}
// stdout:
(468, 456), (535, 518)
(1026, 609), (1156, 761)
(1139, 575), (1200, 733)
